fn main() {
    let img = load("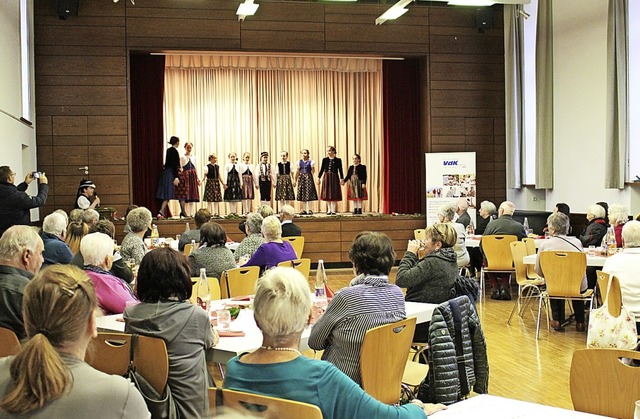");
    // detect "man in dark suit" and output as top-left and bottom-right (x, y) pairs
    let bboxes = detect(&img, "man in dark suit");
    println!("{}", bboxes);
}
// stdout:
(280, 205), (302, 237)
